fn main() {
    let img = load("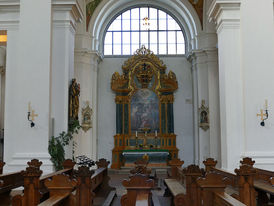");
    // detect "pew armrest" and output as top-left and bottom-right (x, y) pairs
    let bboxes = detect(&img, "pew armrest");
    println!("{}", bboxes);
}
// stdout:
(214, 192), (246, 206)
(38, 193), (70, 206)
